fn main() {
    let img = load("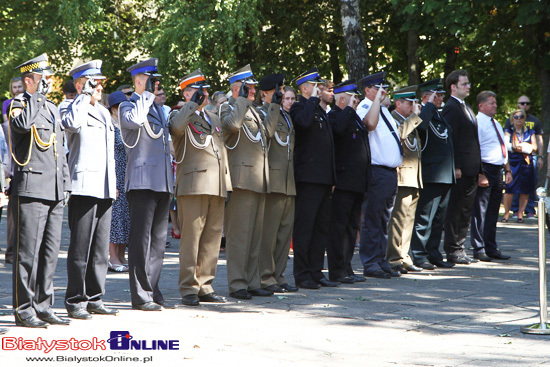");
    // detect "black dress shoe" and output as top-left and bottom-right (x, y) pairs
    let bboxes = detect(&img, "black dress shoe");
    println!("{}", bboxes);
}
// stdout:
(473, 252), (493, 262)
(264, 284), (286, 293)
(487, 251), (511, 260)
(87, 304), (119, 315)
(432, 260), (455, 268)
(386, 269), (401, 277)
(350, 274), (367, 282)
(404, 264), (422, 272)
(249, 288), (274, 296)
(37, 313), (71, 325)
(15, 315), (49, 328)
(156, 300), (176, 309)
(199, 293), (226, 303)
(68, 309), (93, 319)
(182, 294), (200, 306)
(298, 279), (321, 289)
(447, 255), (472, 265)
(279, 283), (299, 292)
(364, 270), (391, 279)
(336, 276), (356, 284)
(392, 265), (408, 274)
(417, 262), (436, 270)
(0, 328), (7, 335)
(229, 289), (252, 299)
(133, 301), (162, 311)
(317, 278), (340, 287)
